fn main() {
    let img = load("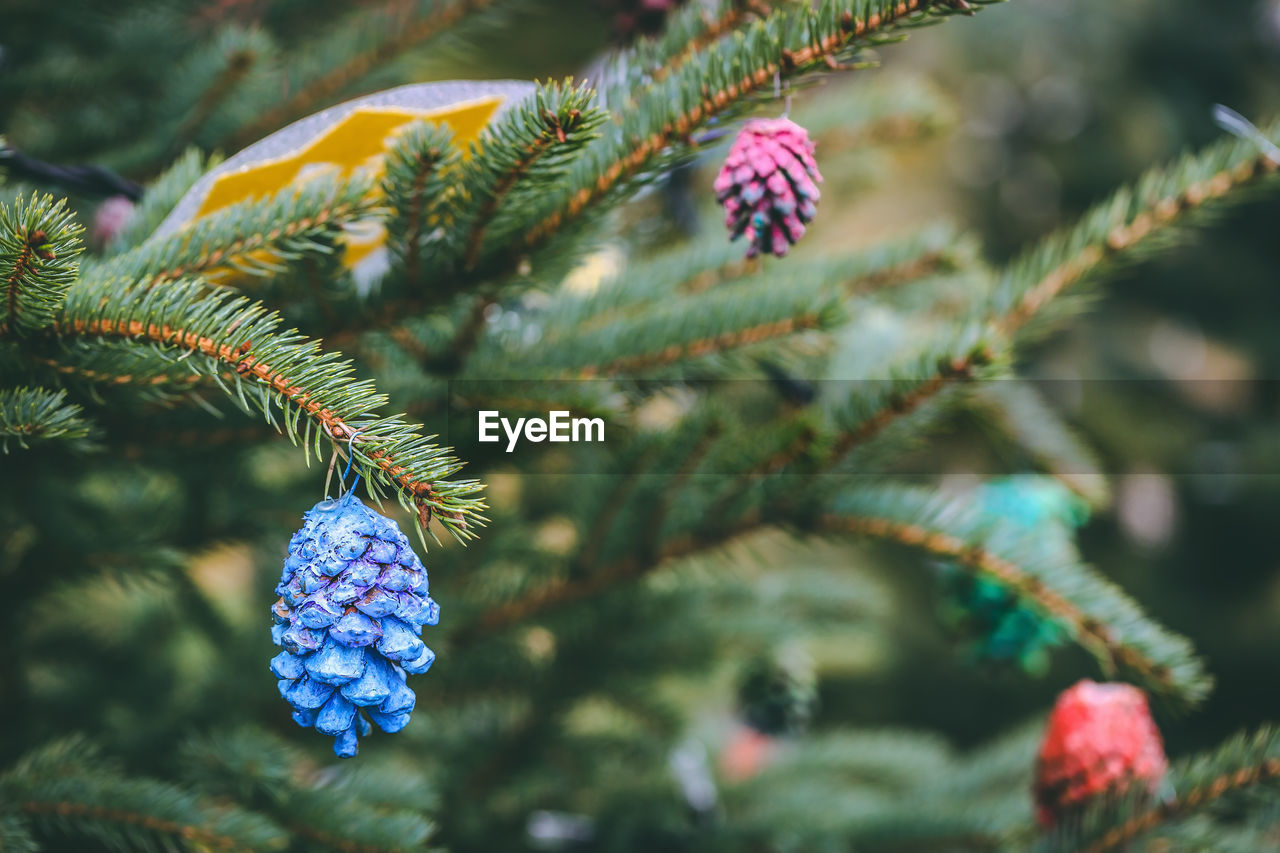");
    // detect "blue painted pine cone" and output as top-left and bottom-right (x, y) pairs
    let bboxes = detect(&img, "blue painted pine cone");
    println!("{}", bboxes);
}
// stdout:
(270, 491), (439, 757)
